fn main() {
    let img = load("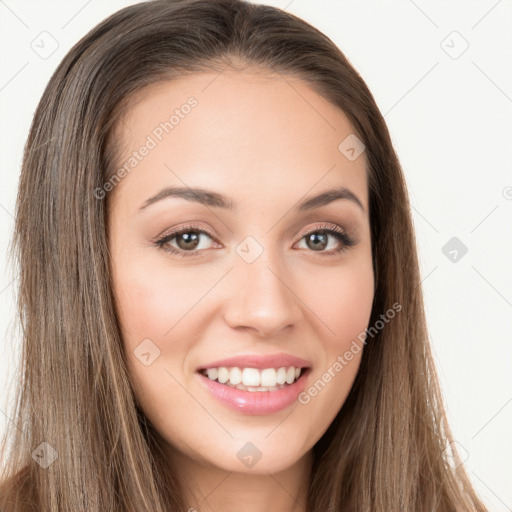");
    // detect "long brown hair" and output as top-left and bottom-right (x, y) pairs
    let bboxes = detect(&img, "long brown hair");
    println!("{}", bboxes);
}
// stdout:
(0, 0), (489, 510)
